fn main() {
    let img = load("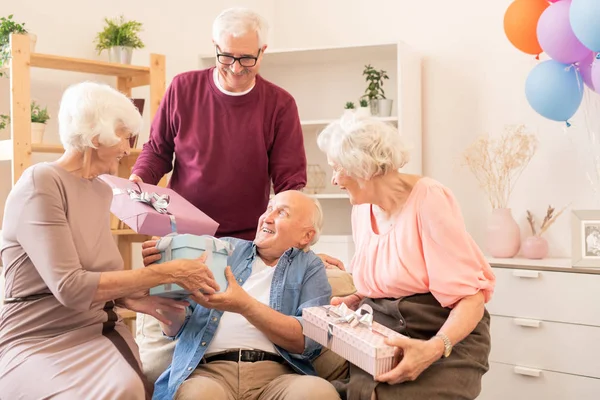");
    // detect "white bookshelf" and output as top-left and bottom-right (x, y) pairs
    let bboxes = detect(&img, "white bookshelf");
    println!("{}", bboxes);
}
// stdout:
(200, 42), (422, 262)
